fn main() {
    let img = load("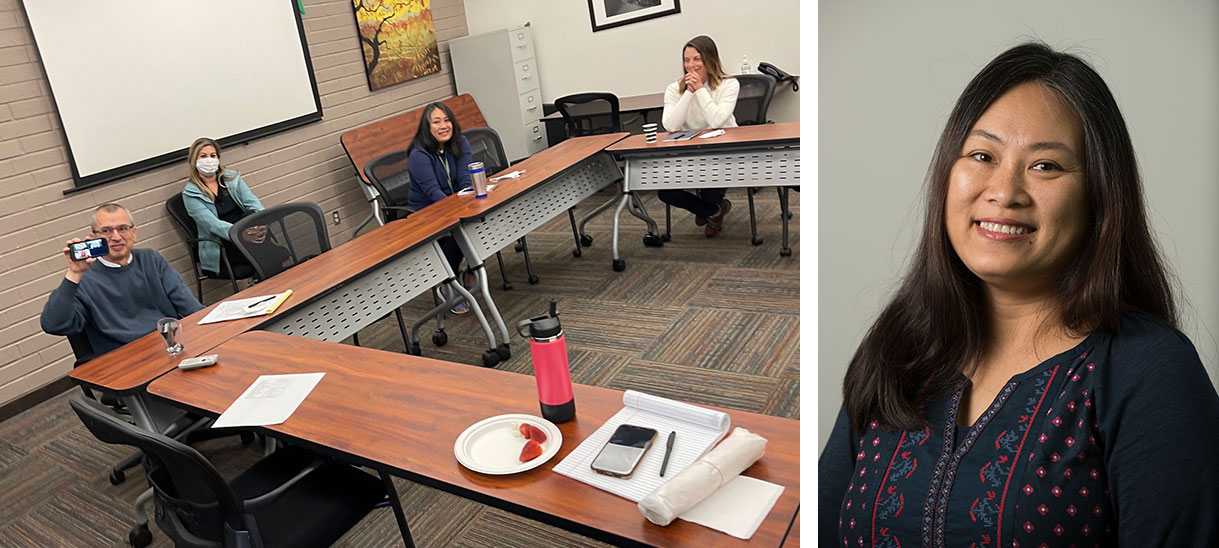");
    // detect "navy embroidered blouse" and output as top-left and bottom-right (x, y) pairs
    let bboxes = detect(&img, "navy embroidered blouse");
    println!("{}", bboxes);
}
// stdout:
(819, 314), (1219, 547)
